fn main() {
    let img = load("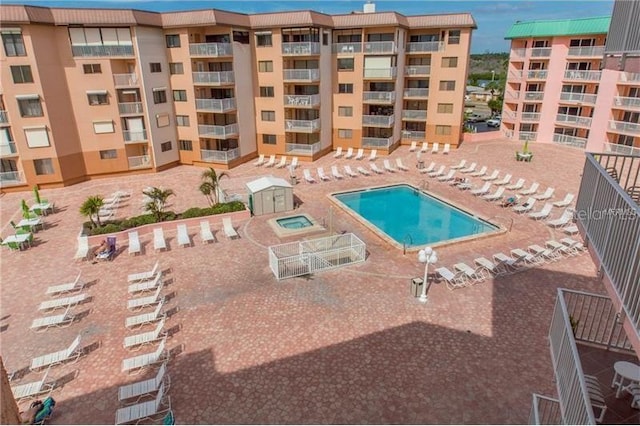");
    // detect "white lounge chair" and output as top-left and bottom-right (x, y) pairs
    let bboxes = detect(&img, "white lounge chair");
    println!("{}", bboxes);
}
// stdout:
(482, 169), (500, 181)
(128, 283), (164, 311)
(454, 263), (486, 284)
(436, 267), (468, 290)
(427, 165), (445, 178)
(74, 236), (89, 261)
(510, 248), (543, 267)
(563, 224), (579, 235)
(419, 162), (436, 174)
(115, 381), (171, 424)
(128, 231), (141, 256)
(470, 166), (488, 177)
(460, 162), (477, 174)
(264, 155), (276, 167)
(396, 158), (409, 171)
(438, 170), (456, 182)
(223, 217), (239, 239)
(46, 273), (84, 296)
(370, 163), (384, 174)
(546, 240), (576, 257)
(520, 182), (540, 195)
(492, 252), (523, 273)
(357, 166), (371, 176)
(153, 228), (166, 252)
(331, 166), (344, 179)
(553, 193), (574, 208)
(344, 147), (354, 159)
(528, 244), (561, 263)
(11, 368), (54, 402)
(126, 300), (165, 329)
(121, 338), (167, 374)
(275, 156), (287, 169)
(368, 150), (377, 161)
(450, 159), (466, 170)
(176, 224), (190, 248)
(317, 167), (330, 181)
(290, 157), (298, 170)
(474, 257), (510, 276)
(494, 173), (512, 186)
(303, 169), (316, 183)
(409, 141), (417, 152)
(383, 160), (396, 172)
(31, 307), (75, 331)
(547, 209), (574, 227)
(31, 335), (82, 371)
(118, 362), (168, 402)
(431, 143), (440, 154)
(344, 165), (358, 177)
(333, 147), (343, 158)
(354, 148), (365, 160)
(128, 261), (160, 283)
(513, 197), (537, 213)
(535, 187), (555, 200)
(200, 221), (215, 243)
(442, 143), (450, 154)
(128, 272), (162, 294)
(471, 182), (492, 196)
(482, 186), (505, 201)
(38, 294), (87, 312)
(253, 154), (265, 166)
(124, 317), (166, 350)
(420, 142), (429, 153)
(560, 237), (585, 255)
(505, 178), (525, 191)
